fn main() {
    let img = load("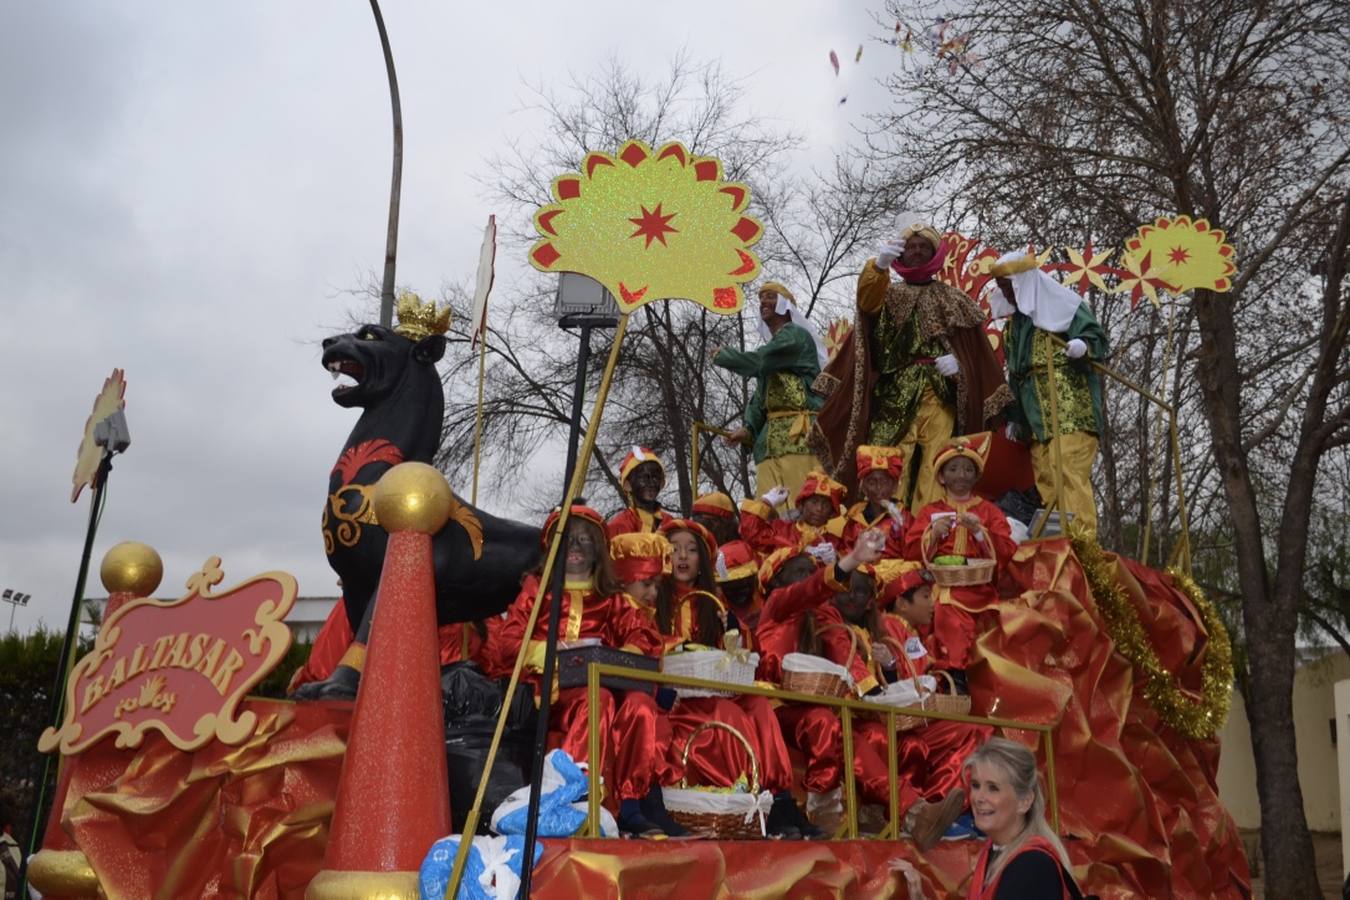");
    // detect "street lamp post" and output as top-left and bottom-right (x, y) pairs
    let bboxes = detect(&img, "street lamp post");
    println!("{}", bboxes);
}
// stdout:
(1, 588), (31, 632)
